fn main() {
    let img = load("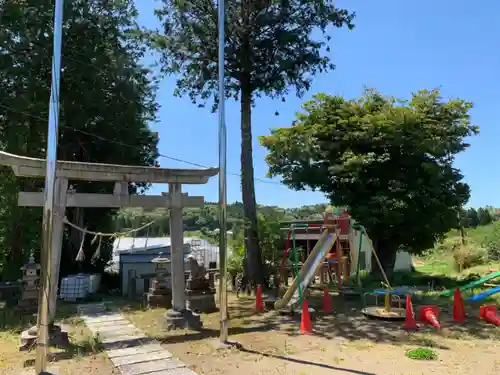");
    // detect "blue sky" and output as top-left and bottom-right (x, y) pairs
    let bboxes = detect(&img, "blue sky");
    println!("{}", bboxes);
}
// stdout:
(136, 0), (499, 208)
